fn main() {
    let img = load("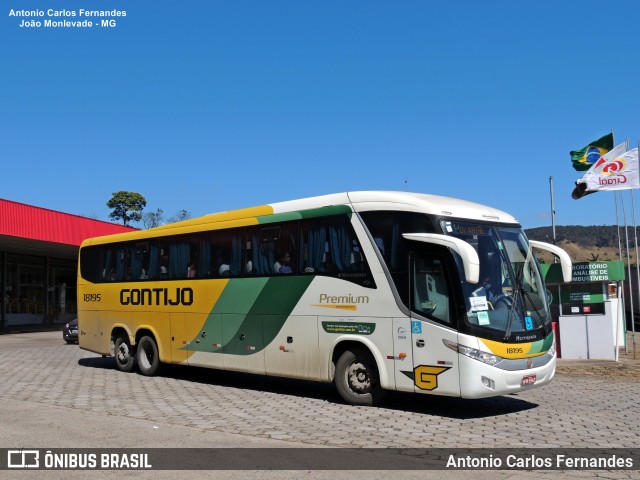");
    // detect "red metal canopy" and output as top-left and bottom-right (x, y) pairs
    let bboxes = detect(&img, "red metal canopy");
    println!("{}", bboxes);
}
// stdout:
(0, 198), (135, 246)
